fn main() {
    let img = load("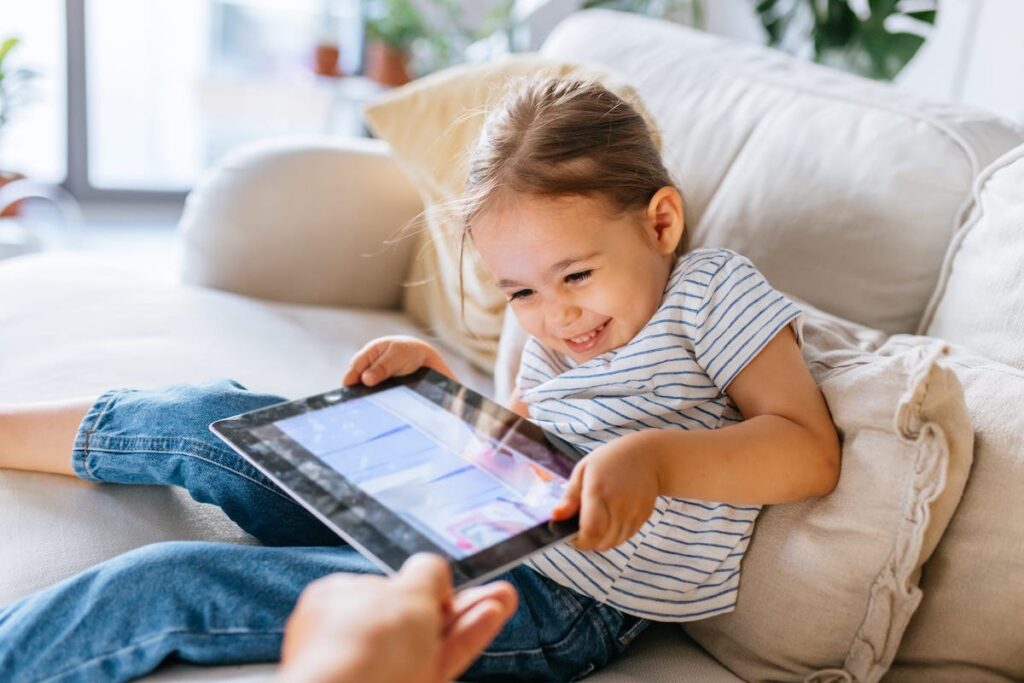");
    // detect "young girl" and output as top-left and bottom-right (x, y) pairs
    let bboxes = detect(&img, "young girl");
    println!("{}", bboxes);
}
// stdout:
(0, 77), (839, 681)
